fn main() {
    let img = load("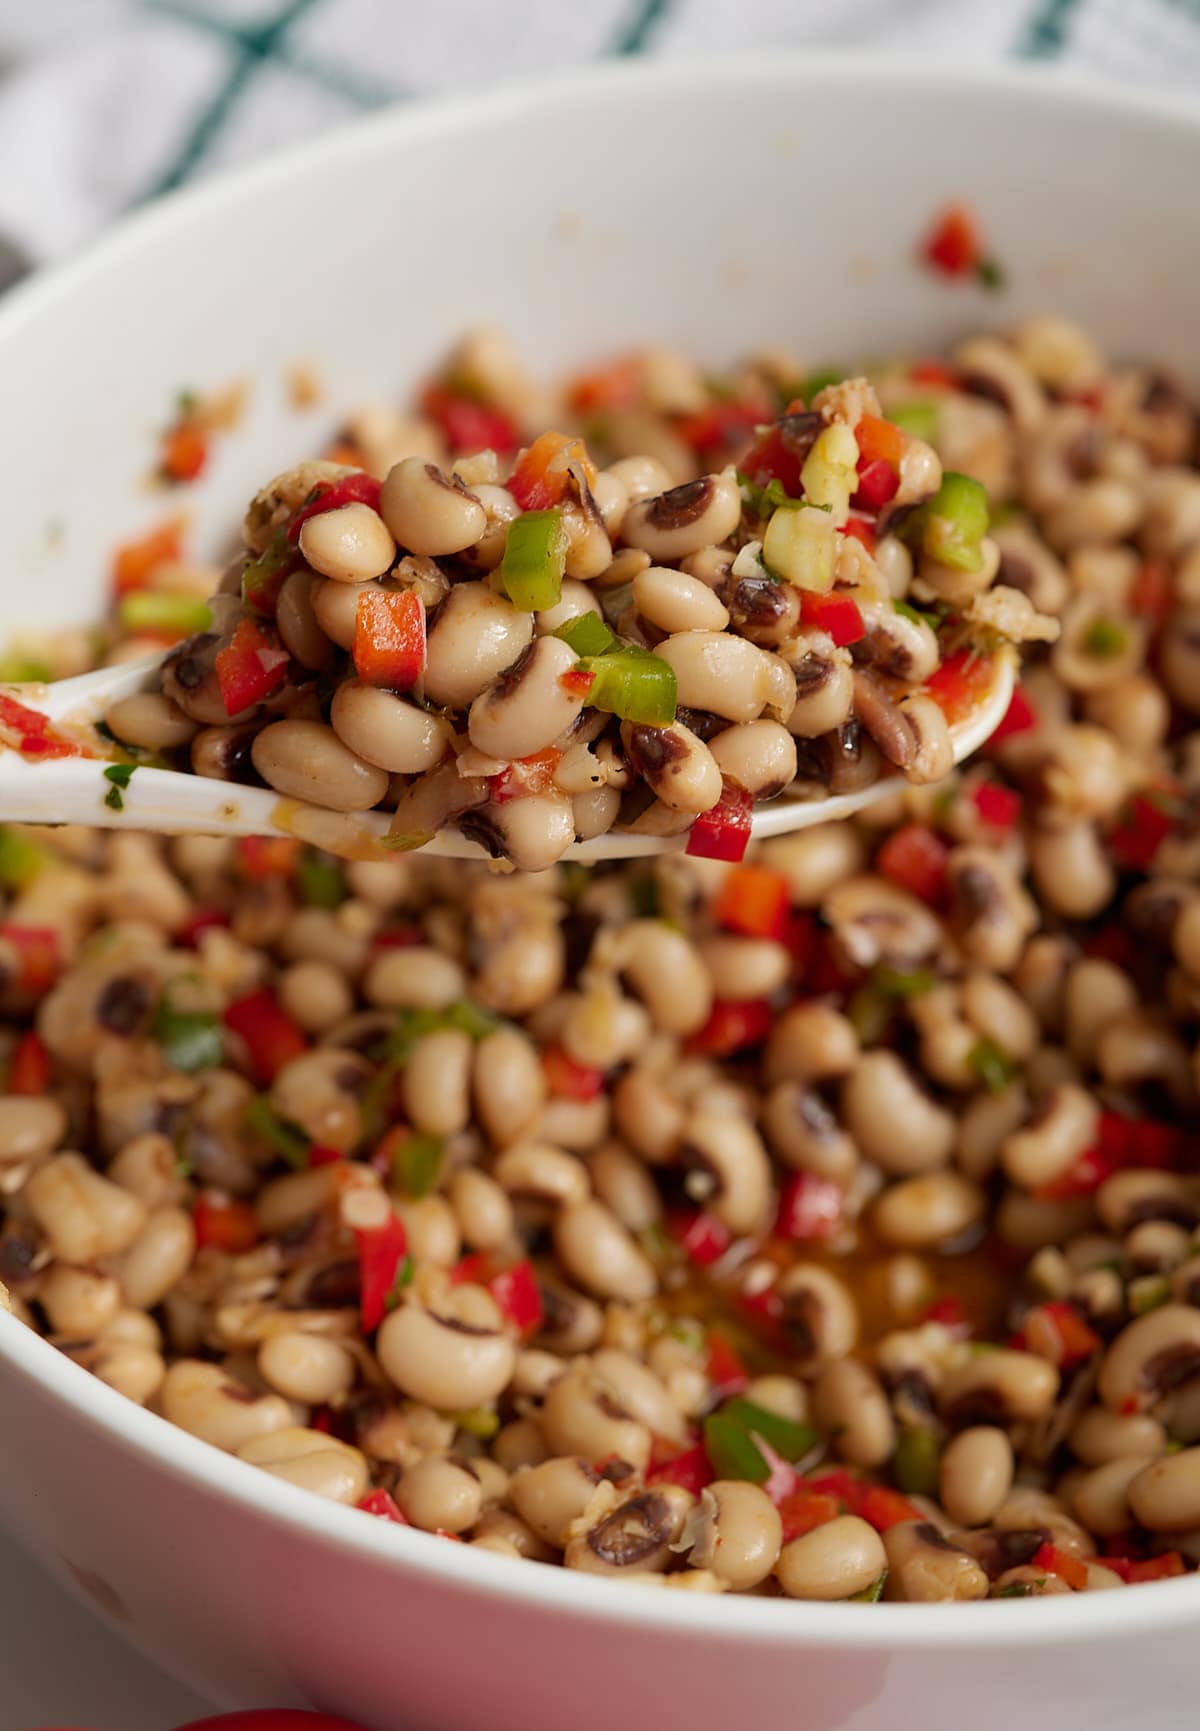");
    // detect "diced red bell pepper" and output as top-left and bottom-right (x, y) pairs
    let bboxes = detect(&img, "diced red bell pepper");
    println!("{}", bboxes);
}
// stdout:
(740, 423), (806, 497)
(777, 1489), (842, 1543)
(0, 925), (60, 995)
(559, 667), (596, 698)
(675, 401), (761, 461)
(738, 1279), (785, 1339)
(371, 923), (424, 952)
(223, 988), (308, 1084)
(799, 590), (865, 647)
(160, 421), (209, 484)
(1107, 1552), (1185, 1584)
(489, 1259), (544, 1337)
(855, 414), (907, 470)
(178, 906), (231, 947)
(712, 863), (791, 941)
(775, 1171), (844, 1243)
(353, 589), (425, 691)
(356, 1488), (410, 1524)
(806, 1467), (862, 1507)
(645, 1443), (714, 1496)
(910, 358), (958, 388)
(972, 780), (1022, 831)
(876, 823), (949, 904)
(686, 997), (774, 1057)
(856, 1485), (923, 1533)
(1082, 924), (1137, 970)
(111, 518), (185, 596)
(286, 473), (382, 541)
(840, 517), (877, 554)
(1109, 795), (1174, 872)
(566, 355), (641, 416)
(420, 383), (519, 457)
(921, 203), (984, 277)
(8, 1030), (50, 1095)
(705, 1331), (750, 1399)
(491, 747), (563, 804)
(1130, 559), (1172, 628)
(1034, 1144), (1115, 1202)
(214, 618), (290, 716)
(193, 1192), (260, 1253)
(323, 438), (369, 469)
(989, 684), (1038, 744)
(1020, 1301), (1101, 1370)
(238, 835), (299, 879)
(924, 649), (996, 726)
(852, 458), (900, 510)
(508, 432), (597, 512)
(666, 1209), (732, 1268)
(541, 1044), (605, 1101)
(923, 1295), (971, 1336)
(354, 1207), (408, 1333)
(308, 1145), (343, 1168)
(449, 1251), (494, 1288)
(686, 783), (754, 863)
(0, 693), (81, 761)
(1032, 1541), (1088, 1592)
